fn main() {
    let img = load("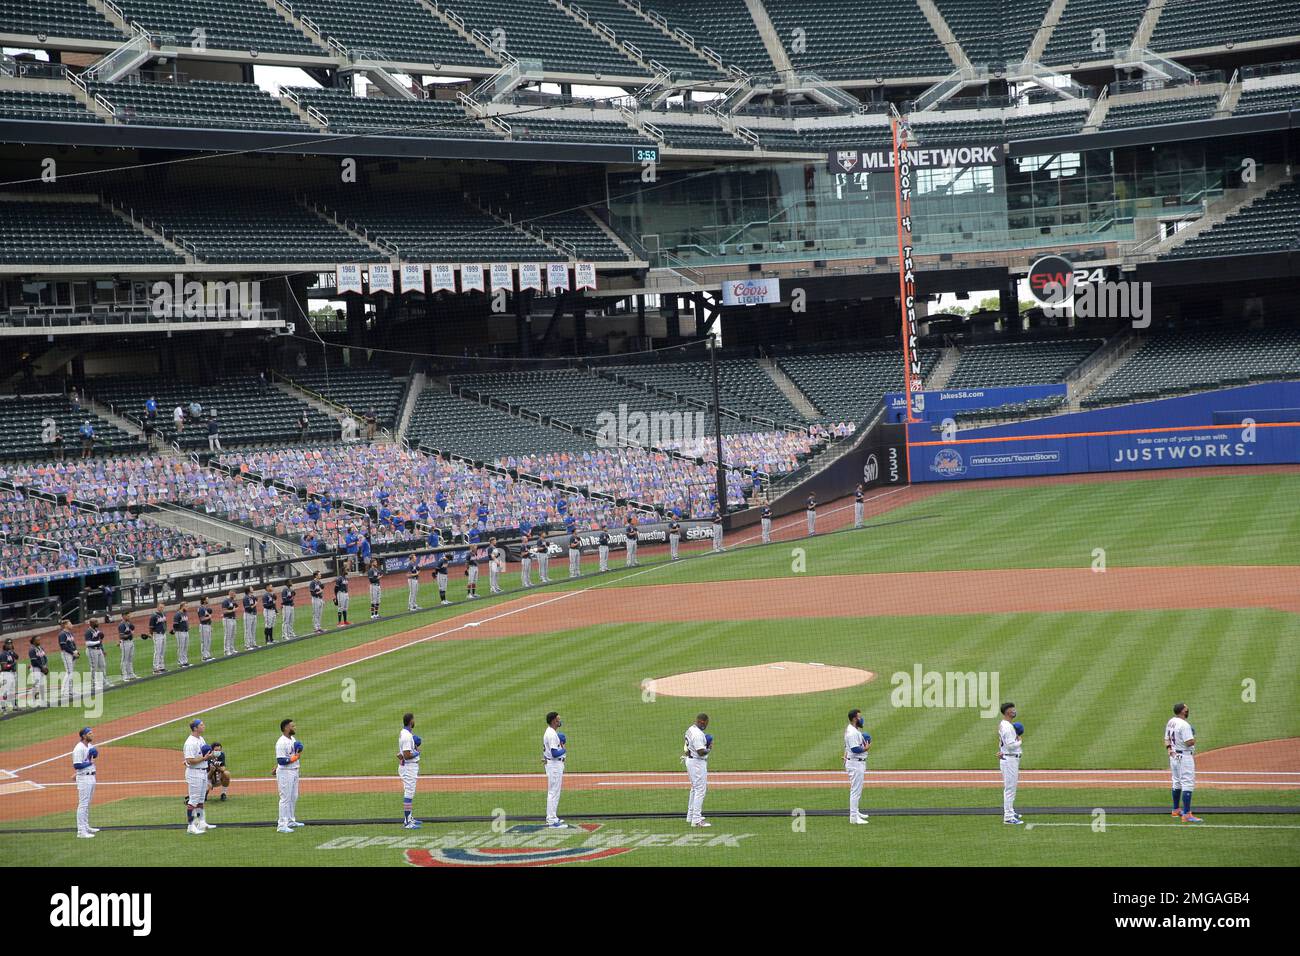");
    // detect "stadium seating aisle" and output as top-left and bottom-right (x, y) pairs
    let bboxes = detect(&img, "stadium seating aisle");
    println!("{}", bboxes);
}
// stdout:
(285, 88), (502, 139)
(286, 0), (495, 67)
(1083, 328), (1300, 407)
(575, 0), (725, 77)
(86, 79), (310, 131)
(0, 0), (124, 41)
(1164, 177), (1300, 261)
(607, 358), (805, 424)
(763, 0), (953, 80)
(1149, 0), (1300, 53)
(776, 350), (942, 423)
(111, 0), (322, 55)
(0, 199), (183, 265)
(284, 367), (406, 429)
(450, 0), (647, 76)
(1040, 0), (1145, 66)
(0, 88), (99, 124)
